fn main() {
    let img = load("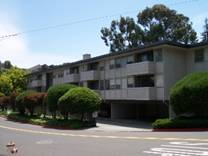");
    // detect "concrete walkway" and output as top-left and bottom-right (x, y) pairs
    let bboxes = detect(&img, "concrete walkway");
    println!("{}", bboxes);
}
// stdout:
(87, 118), (152, 132)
